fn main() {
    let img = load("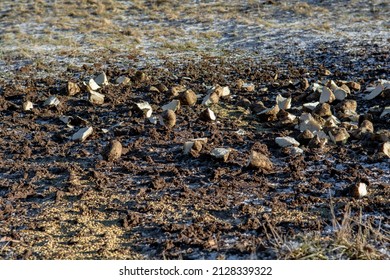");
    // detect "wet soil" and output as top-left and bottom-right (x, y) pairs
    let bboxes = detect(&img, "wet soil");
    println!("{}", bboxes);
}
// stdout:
(1, 53), (389, 259)
(0, 1), (389, 260)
